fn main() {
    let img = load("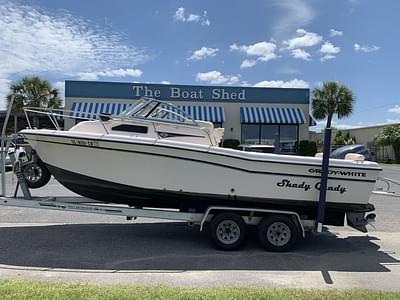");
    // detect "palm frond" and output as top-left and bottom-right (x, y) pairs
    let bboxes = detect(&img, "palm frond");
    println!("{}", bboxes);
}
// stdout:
(311, 81), (355, 127)
(6, 76), (62, 112)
